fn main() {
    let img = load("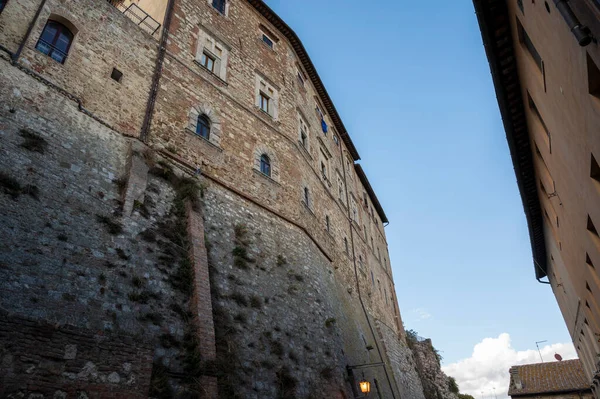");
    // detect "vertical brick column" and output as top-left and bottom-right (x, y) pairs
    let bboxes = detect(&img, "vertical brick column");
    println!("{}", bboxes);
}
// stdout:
(187, 203), (218, 399)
